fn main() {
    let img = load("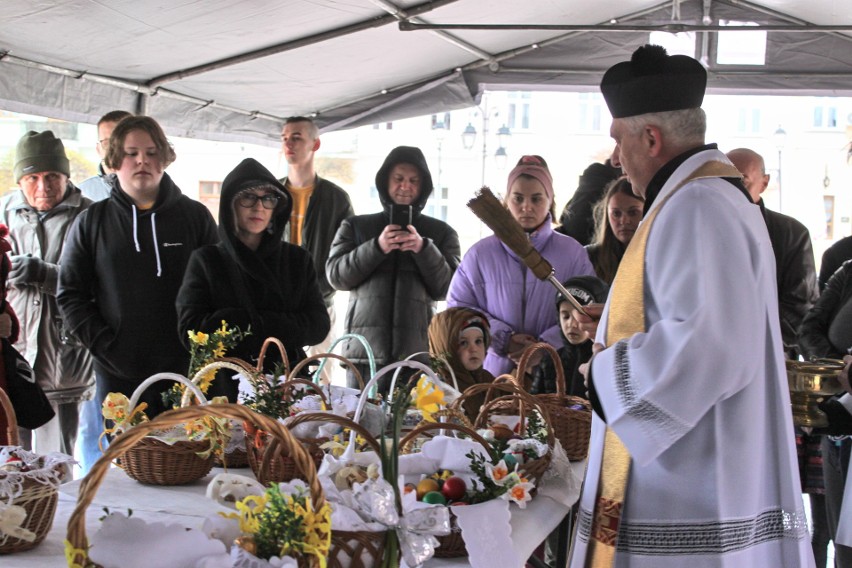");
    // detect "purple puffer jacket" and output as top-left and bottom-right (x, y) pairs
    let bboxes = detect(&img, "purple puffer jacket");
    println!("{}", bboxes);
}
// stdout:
(447, 219), (594, 376)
